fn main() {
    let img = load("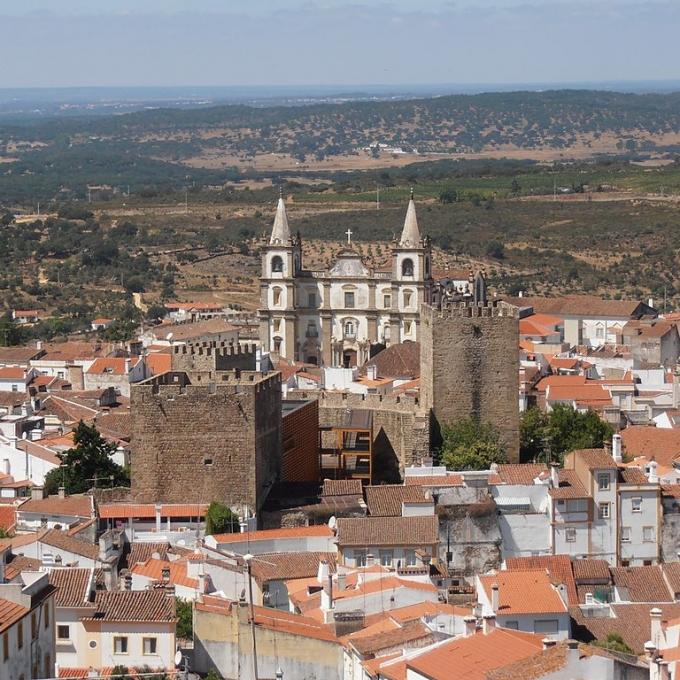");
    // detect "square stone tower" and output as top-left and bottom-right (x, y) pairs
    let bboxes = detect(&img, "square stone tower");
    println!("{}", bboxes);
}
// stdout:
(420, 287), (520, 462)
(130, 369), (281, 514)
